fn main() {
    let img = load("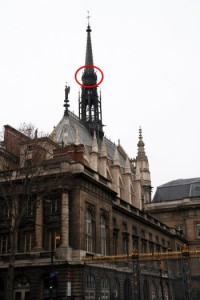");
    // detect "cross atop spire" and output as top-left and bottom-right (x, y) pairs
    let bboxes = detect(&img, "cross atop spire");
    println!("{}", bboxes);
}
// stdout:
(86, 11), (91, 26)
